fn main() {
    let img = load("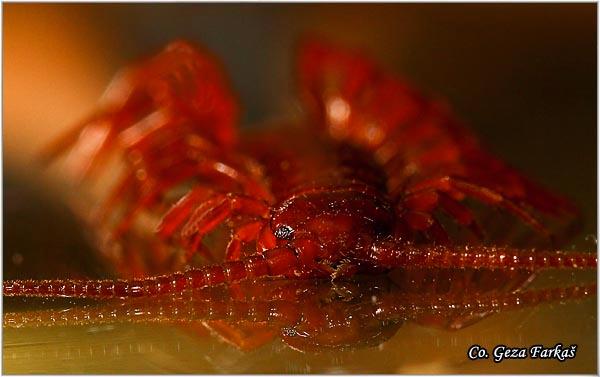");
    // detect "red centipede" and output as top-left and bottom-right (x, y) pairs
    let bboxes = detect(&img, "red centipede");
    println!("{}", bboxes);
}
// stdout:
(3, 38), (596, 301)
